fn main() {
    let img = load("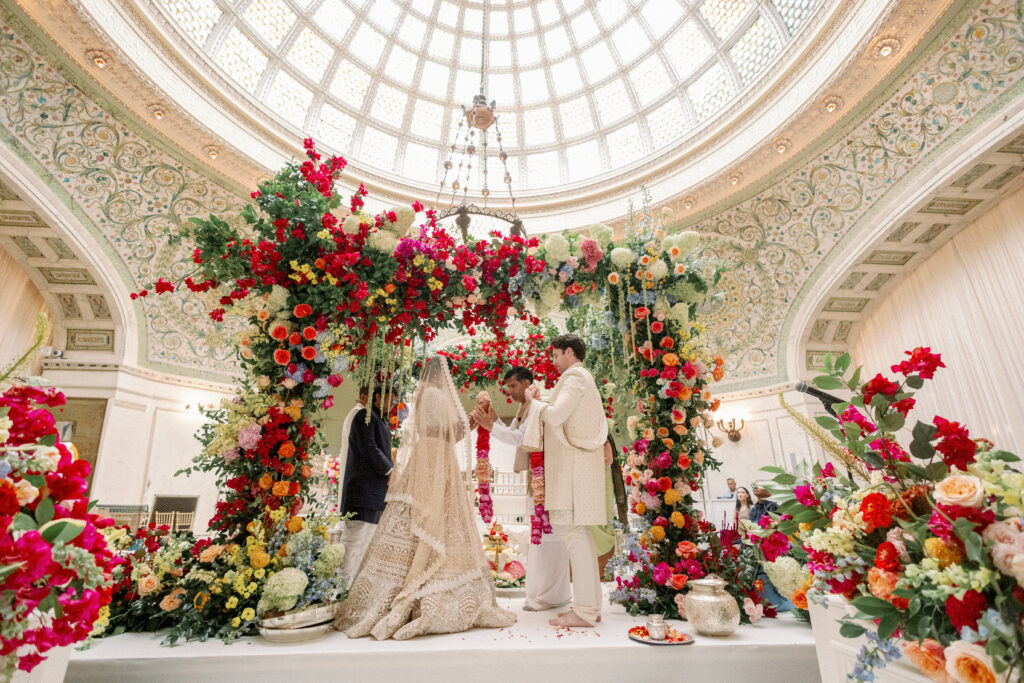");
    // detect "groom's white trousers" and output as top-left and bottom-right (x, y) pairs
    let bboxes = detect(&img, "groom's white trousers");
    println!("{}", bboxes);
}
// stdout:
(524, 527), (571, 610)
(339, 520), (377, 586)
(553, 523), (602, 625)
